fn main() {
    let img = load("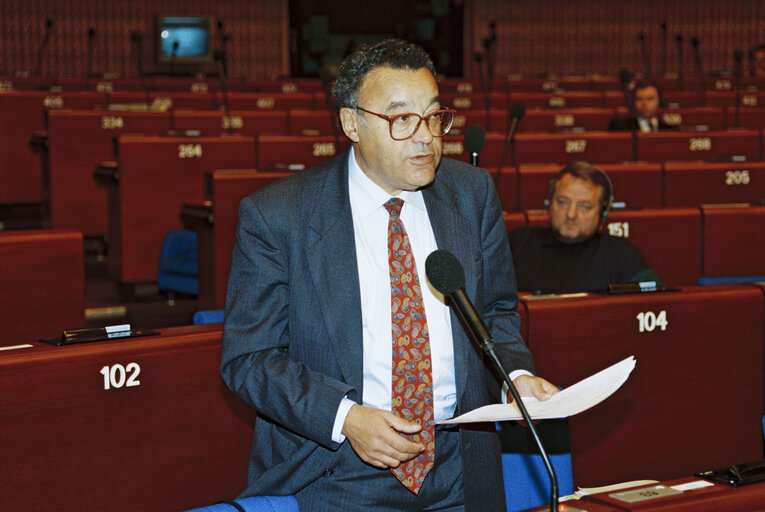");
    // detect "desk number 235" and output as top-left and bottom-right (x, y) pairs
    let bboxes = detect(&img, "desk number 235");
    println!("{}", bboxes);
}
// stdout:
(100, 363), (141, 390)
(636, 311), (668, 333)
